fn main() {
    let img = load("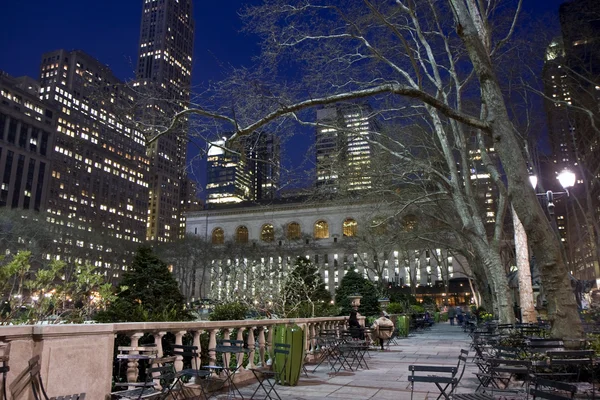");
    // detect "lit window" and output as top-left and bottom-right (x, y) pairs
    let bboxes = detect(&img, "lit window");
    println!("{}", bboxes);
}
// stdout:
(211, 228), (224, 245)
(343, 218), (358, 237)
(314, 220), (329, 239)
(403, 215), (417, 232)
(287, 222), (301, 240)
(236, 226), (249, 243)
(261, 224), (275, 242)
